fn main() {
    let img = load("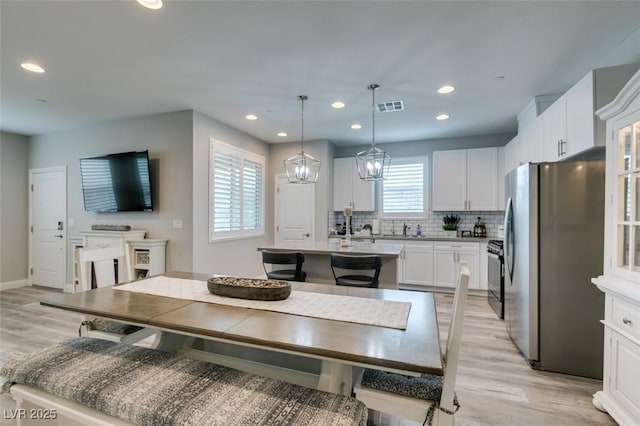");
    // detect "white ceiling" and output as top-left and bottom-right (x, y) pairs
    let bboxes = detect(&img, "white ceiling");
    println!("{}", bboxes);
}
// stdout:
(1, 1), (639, 146)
